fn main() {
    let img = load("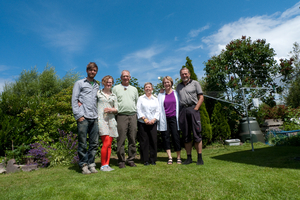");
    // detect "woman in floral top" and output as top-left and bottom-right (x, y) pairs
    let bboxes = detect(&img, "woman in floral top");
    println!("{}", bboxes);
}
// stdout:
(97, 75), (118, 172)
